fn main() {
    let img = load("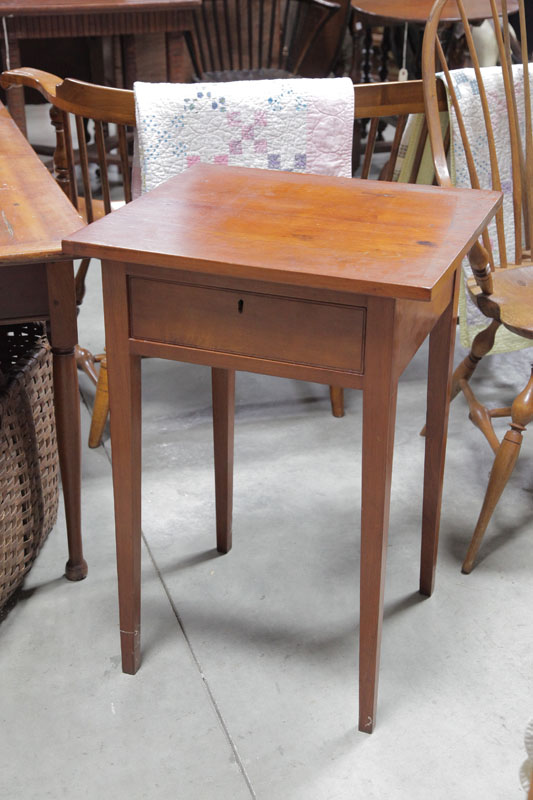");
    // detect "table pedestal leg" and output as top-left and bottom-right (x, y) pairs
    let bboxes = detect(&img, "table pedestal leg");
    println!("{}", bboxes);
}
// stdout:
(420, 283), (457, 597)
(46, 262), (87, 581)
(102, 264), (142, 675)
(212, 367), (235, 553)
(359, 297), (397, 733)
